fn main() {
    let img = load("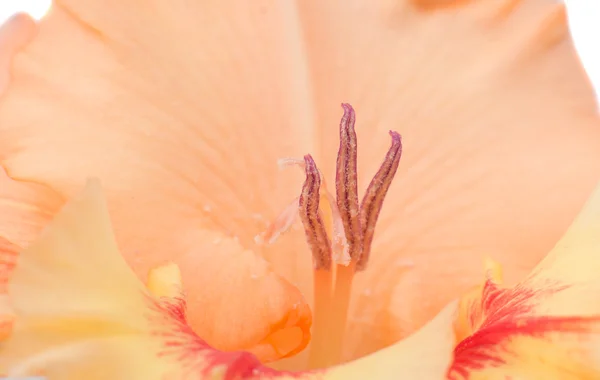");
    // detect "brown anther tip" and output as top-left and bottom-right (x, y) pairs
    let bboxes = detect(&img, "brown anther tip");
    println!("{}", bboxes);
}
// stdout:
(389, 130), (402, 143)
(336, 102), (362, 264)
(357, 130), (403, 271)
(304, 154), (318, 175)
(341, 102), (355, 113)
(340, 103), (356, 131)
(299, 154), (332, 271)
